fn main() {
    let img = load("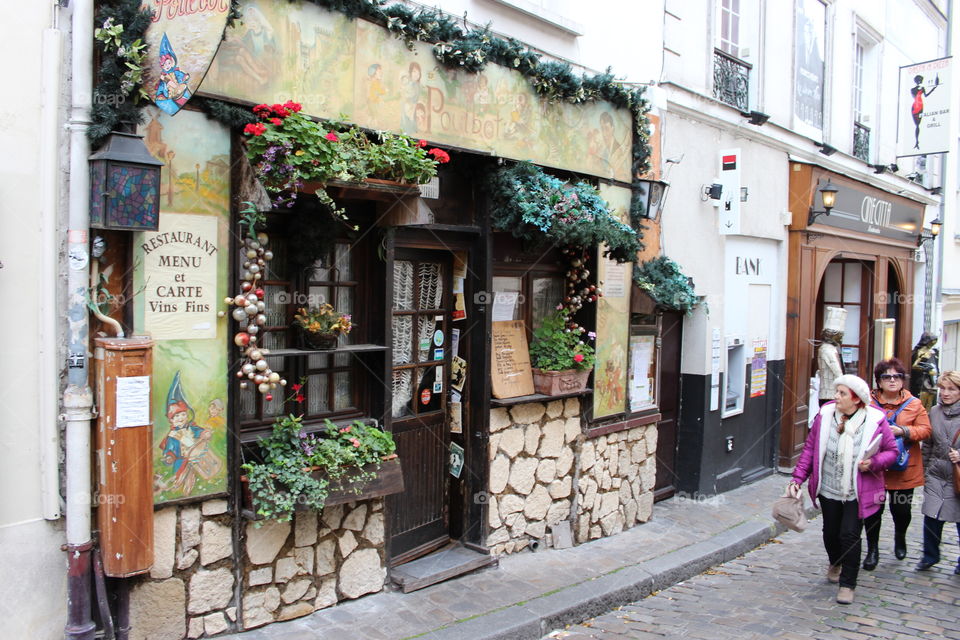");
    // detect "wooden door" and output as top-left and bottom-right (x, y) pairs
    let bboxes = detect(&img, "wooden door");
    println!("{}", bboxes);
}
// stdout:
(387, 250), (452, 564)
(654, 311), (683, 501)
